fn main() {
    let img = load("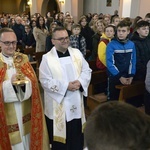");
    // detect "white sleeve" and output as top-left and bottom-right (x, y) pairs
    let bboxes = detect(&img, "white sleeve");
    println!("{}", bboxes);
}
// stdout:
(39, 55), (68, 104)
(78, 56), (92, 96)
(2, 78), (32, 103)
(2, 80), (19, 103)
